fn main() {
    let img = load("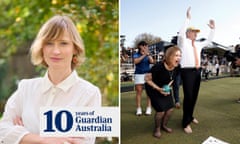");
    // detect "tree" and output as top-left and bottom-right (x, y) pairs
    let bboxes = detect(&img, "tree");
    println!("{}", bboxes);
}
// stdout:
(133, 33), (161, 48)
